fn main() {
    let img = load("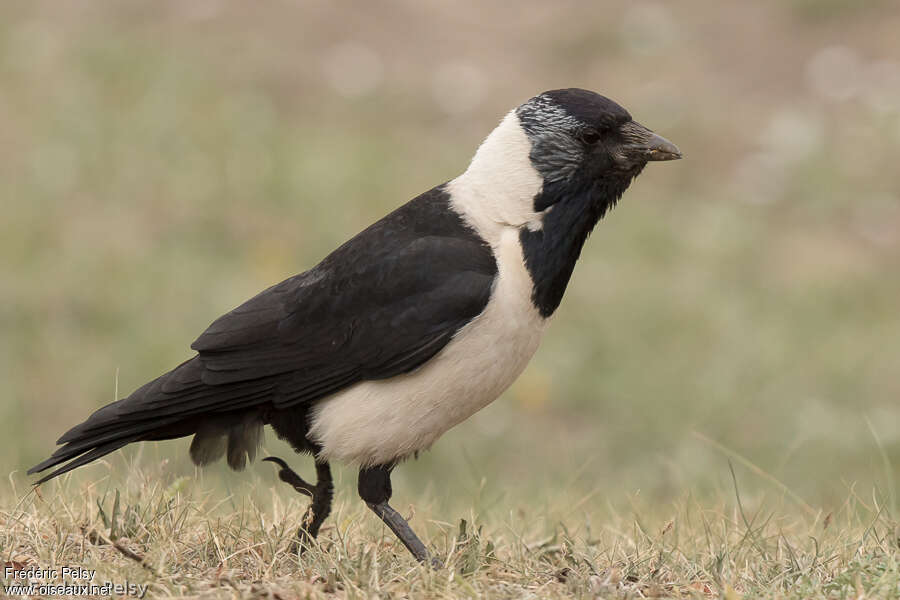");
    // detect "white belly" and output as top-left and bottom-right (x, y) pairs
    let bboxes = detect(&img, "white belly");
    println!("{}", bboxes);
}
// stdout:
(309, 228), (548, 466)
